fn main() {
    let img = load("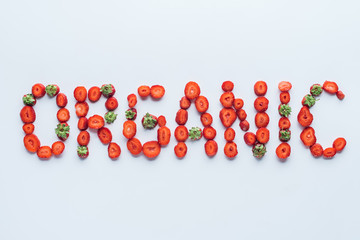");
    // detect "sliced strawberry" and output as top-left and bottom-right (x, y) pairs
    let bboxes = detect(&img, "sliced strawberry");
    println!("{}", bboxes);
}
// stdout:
(175, 109), (188, 125)
(78, 117), (88, 130)
(75, 102), (89, 117)
(108, 142), (121, 159)
(123, 120), (137, 139)
(310, 84), (323, 96)
(77, 146), (89, 158)
(174, 142), (187, 158)
(297, 106), (313, 127)
(236, 109), (247, 121)
(244, 132), (256, 146)
(279, 117), (291, 129)
(280, 92), (290, 104)
(233, 98), (244, 110)
(88, 86), (101, 102)
(157, 126), (171, 146)
(205, 140), (218, 157)
(200, 113), (213, 127)
(300, 127), (316, 147)
(100, 84), (115, 98)
(219, 108), (236, 127)
(142, 113), (158, 129)
(98, 127), (112, 144)
(56, 93), (68, 108)
(278, 104), (291, 117)
(224, 142), (238, 158)
(37, 146), (52, 159)
(125, 108), (137, 121)
(74, 86), (87, 102)
(180, 96), (191, 109)
(336, 91), (345, 100)
(256, 127), (270, 144)
(189, 127), (202, 140)
(23, 123), (35, 135)
(239, 120), (250, 131)
(220, 92), (235, 108)
(55, 123), (70, 141)
(175, 126), (188, 142)
(255, 112), (269, 128)
(254, 97), (269, 112)
(127, 138), (142, 155)
(138, 85), (151, 97)
(310, 143), (323, 157)
(184, 81), (200, 100)
(105, 97), (118, 111)
(88, 115), (105, 129)
(302, 94), (317, 108)
(254, 81), (267, 96)
(278, 81), (292, 92)
(45, 84), (60, 97)
(224, 128), (235, 142)
(276, 143), (291, 160)
(23, 94), (36, 106)
(203, 126), (217, 140)
(279, 129), (291, 142)
(195, 96), (209, 113)
(323, 81), (338, 94)
(333, 137), (346, 152)
(32, 83), (46, 98)
(143, 141), (161, 158)
(323, 147), (336, 158)
(150, 85), (165, 99)
(23, 134), (40, 153)
(252, 143), (266, 158)
(221, 81), (234, 92)
(20, 106), (36, 123)
(52, 141), (65, 156)
(57, 108), (70, 122)
(77, 131), (90, 146)
(157, 115), (167, 127)
(127, 94), (137, 108)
